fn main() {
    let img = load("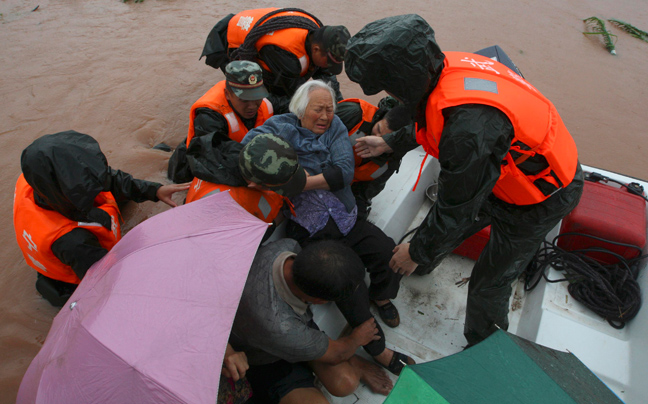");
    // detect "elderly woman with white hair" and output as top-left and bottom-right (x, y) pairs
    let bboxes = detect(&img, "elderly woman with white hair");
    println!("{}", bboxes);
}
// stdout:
(244, 80), (355, 208)
(241, 80), (414, 380)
